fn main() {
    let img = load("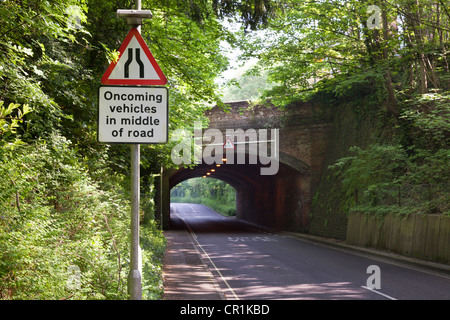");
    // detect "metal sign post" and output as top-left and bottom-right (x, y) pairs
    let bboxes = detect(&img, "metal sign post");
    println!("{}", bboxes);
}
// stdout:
(120, 0), (150, 300)
(129, 0), (143, 301)
(100, 0), (167, 300)
(128, 0), (143, 301)
(129, 142), (141, 300)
